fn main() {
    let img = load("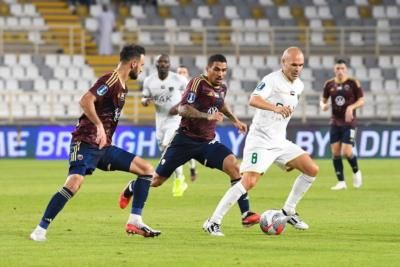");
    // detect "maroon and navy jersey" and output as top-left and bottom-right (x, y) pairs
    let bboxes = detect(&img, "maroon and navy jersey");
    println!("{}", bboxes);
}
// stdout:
(72, 71), (127, 146)
(322, 77), (364, 127)
(179, 75), (227, 142)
